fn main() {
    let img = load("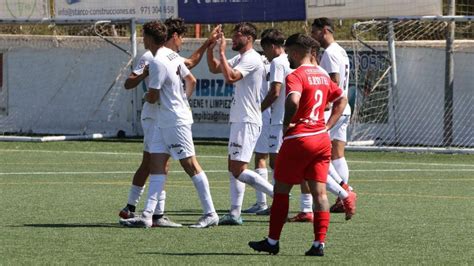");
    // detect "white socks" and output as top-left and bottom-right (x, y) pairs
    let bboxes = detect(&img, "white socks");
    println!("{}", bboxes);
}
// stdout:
(229, 172), (246, 217)
(300, 193), (313, 213)
(238, 169), (274, 198)
(143, 174), (167, 213)
(332, 157), (349, 184)
(328, 163), (344, 184)
(254, 168), (268, 205)
(153, 190), (166, 215)
(326, 176), (348, 200)
(127, 184), (145, 206)
(191, 171), (216, 215)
